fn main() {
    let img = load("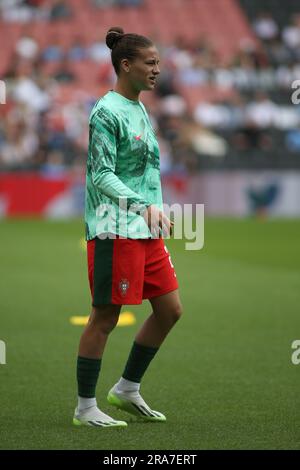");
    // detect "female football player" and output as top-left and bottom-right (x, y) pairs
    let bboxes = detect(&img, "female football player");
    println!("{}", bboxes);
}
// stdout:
(74, 27), (183, 427)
